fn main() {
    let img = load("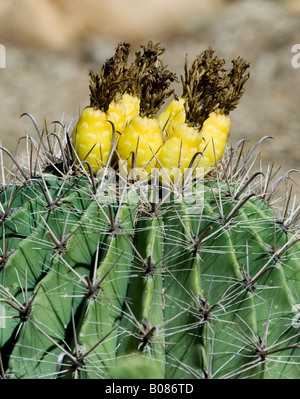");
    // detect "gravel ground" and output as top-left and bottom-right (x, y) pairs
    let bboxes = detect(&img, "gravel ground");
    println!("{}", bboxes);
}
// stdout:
(0, 0), (299, 196)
